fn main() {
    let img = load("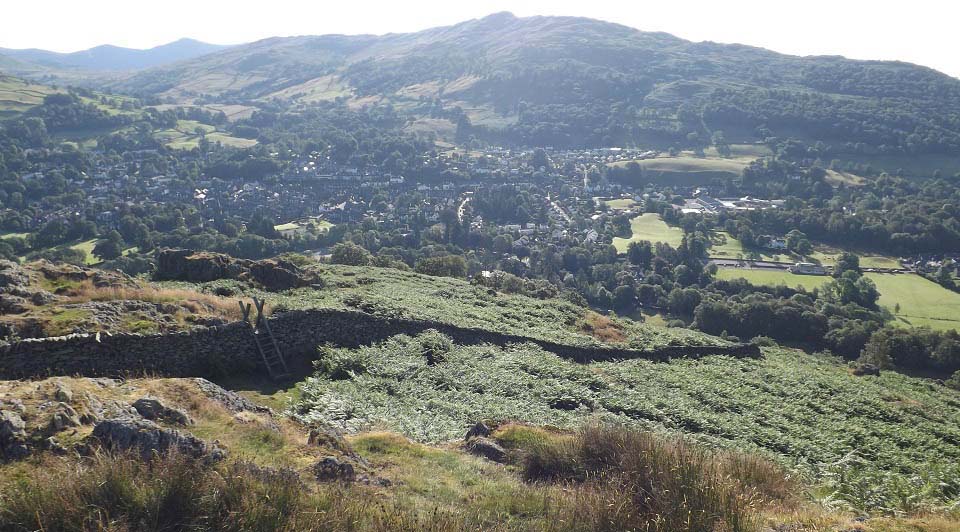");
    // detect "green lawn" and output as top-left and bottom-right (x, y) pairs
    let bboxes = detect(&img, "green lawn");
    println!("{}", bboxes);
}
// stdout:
(609, 155), (749, 184)
(870, 273), (960, 330)
(709, 232), (785, 262)
(710, 233), (901, 269)
(69, 239), (99, 265)
(604, 198), (637, 211)
(715, 268), (831, 291)
(613, 213), (684, 252)
(716, 269), (960, 331)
